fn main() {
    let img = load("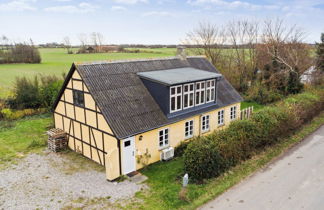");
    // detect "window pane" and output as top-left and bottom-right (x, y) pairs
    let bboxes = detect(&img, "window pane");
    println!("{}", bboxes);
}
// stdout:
(171, 87), (175, 95)
(171, 97), (175, 111)
(184, 85), (188, 92)
(196, 83), (200, 89)
(177, 96), (181, 109)
(190, 84), (194, 91)
(177, 86), (181, 93)
(124, 141), (131, 147)
(201, 92), (204, 103)
(207, 81), (210, 87)
(201, 82), (205, 88)
(184, 95), (188, 108)
(196, 92), (199, 104)
(211, 89), (215, 100)
(189, 94), (194, 106)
